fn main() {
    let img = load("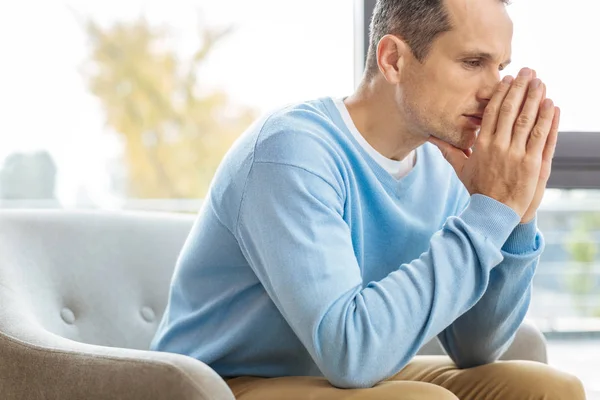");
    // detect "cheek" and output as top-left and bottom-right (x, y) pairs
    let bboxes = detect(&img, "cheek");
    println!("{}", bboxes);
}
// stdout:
(426, 92), (459, 121)
(439, 85), (474, 118)
(434, 67), (476, 113)
(404, 72), (466, 121)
